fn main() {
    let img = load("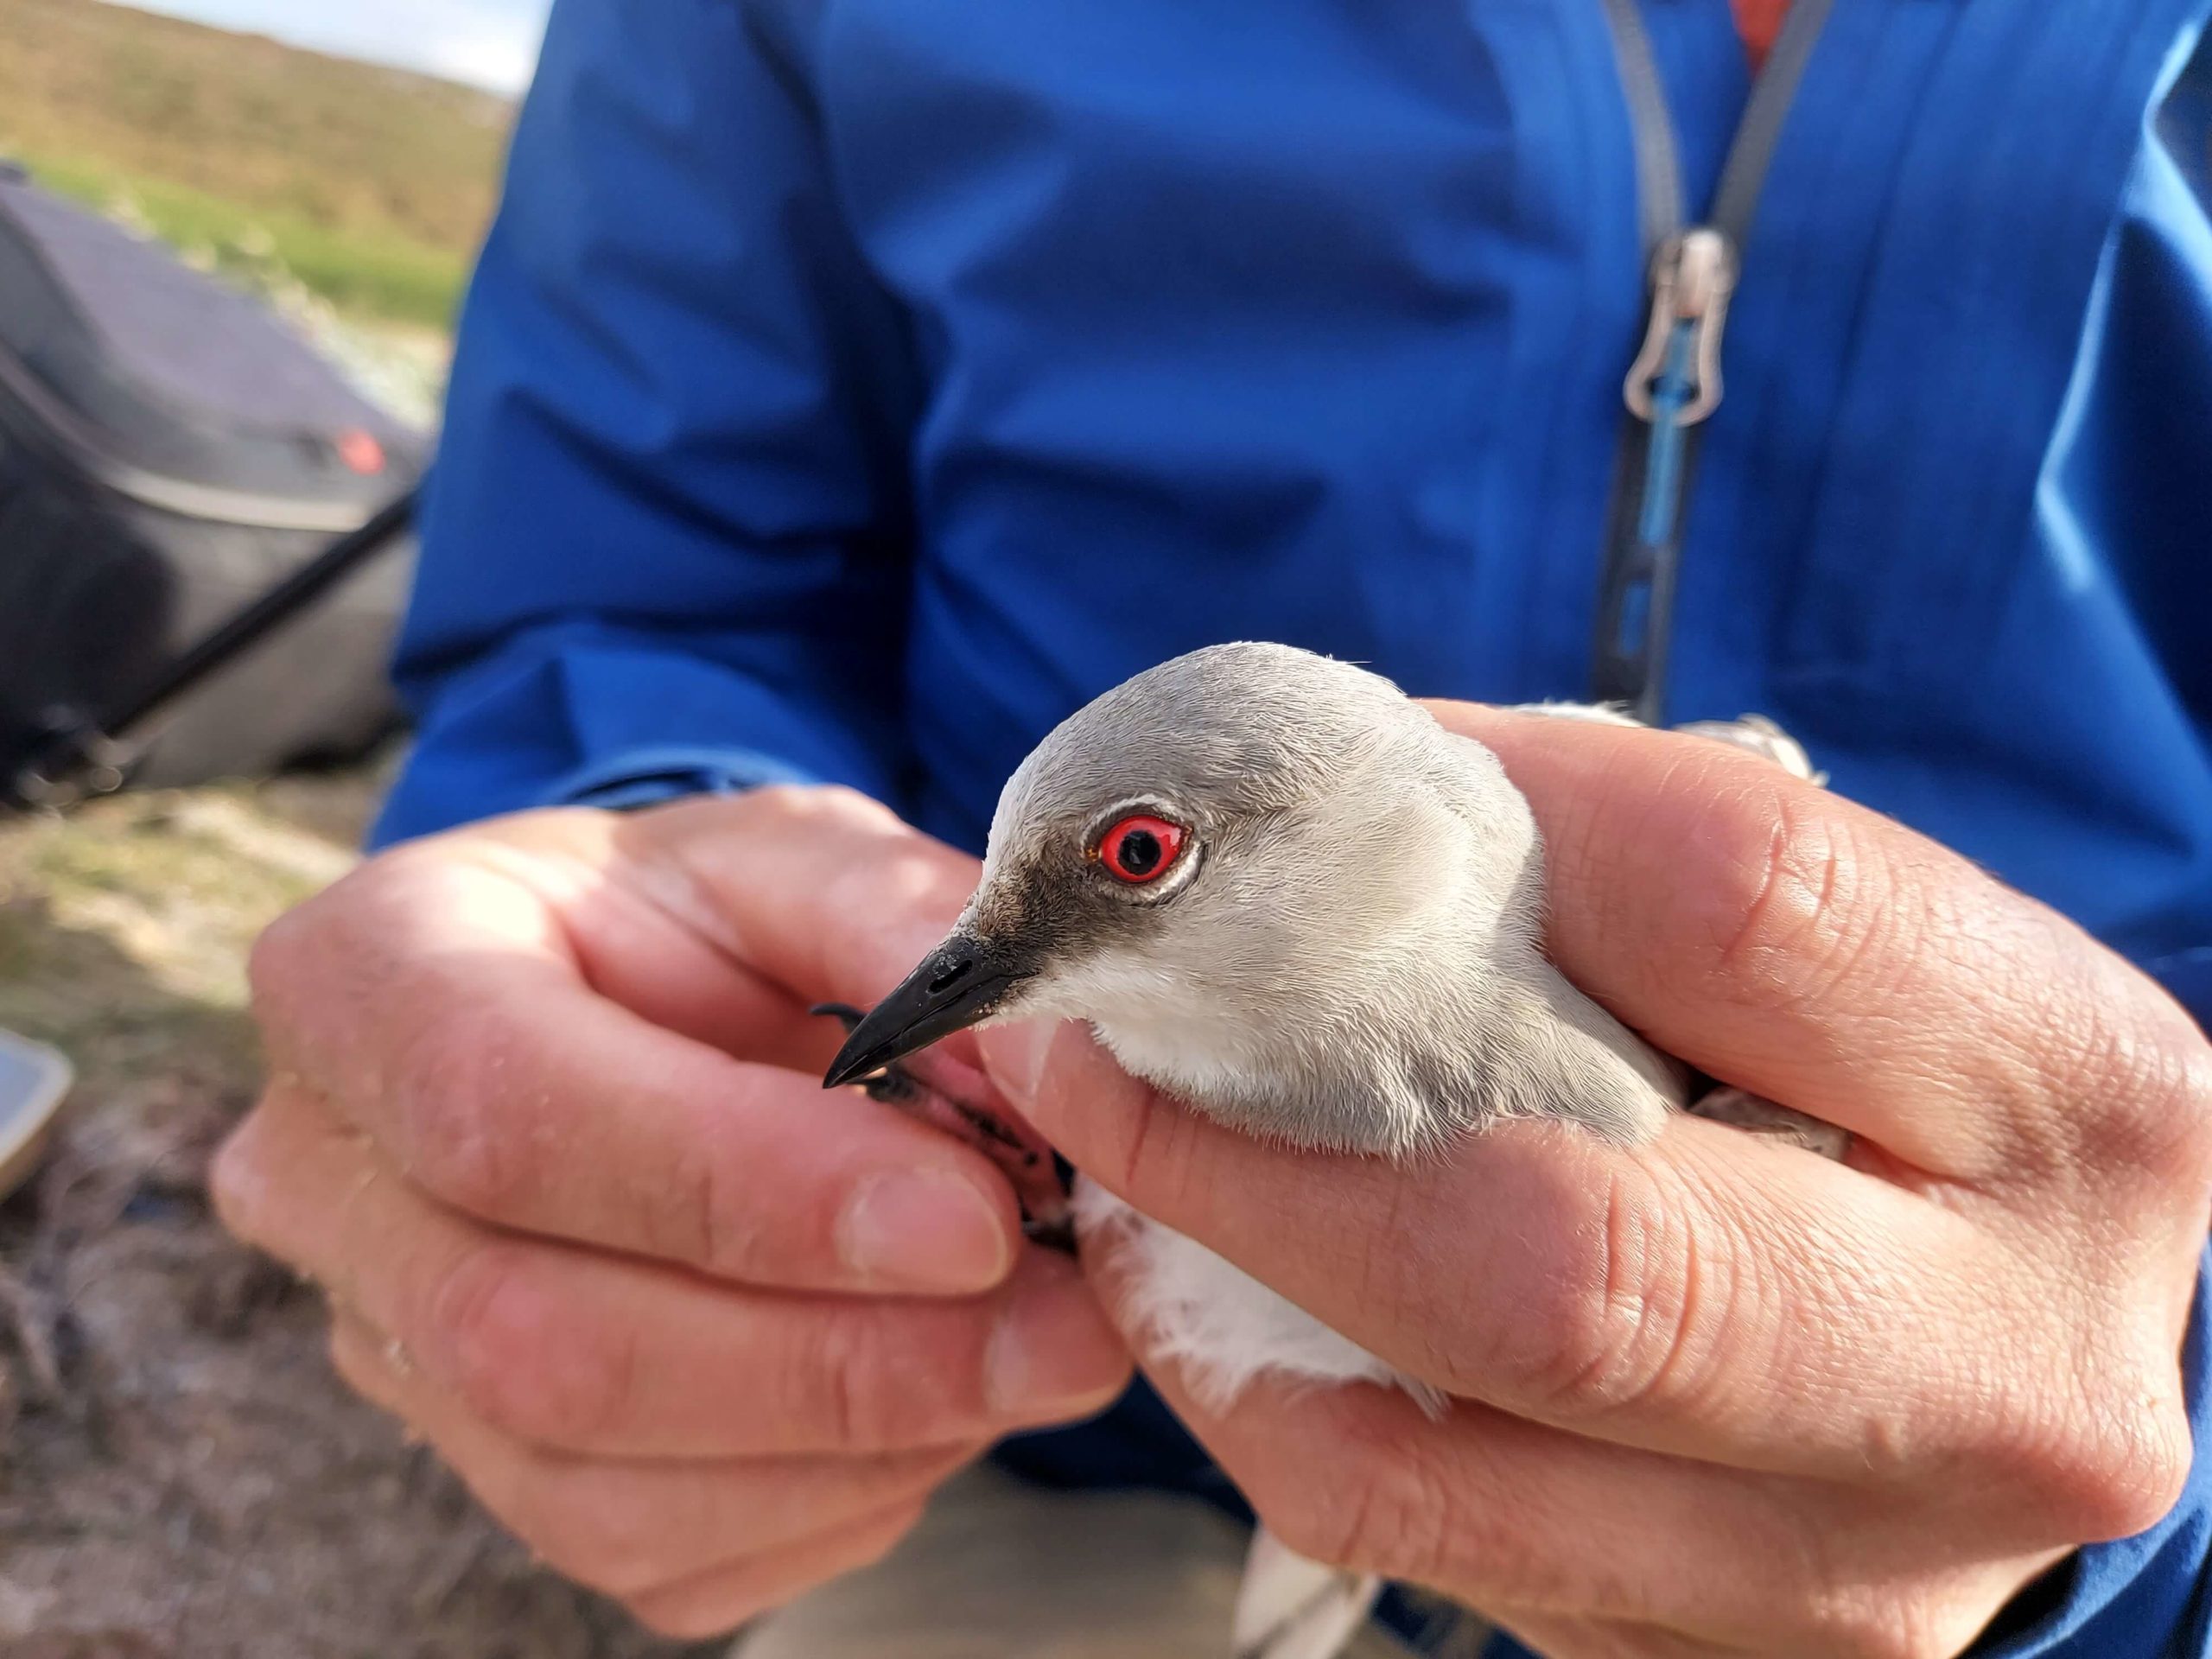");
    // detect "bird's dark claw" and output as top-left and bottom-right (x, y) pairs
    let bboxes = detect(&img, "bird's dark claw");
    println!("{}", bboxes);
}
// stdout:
(1022, 1214), (1077, 1257)
(811, 1004), (1074, 1240)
